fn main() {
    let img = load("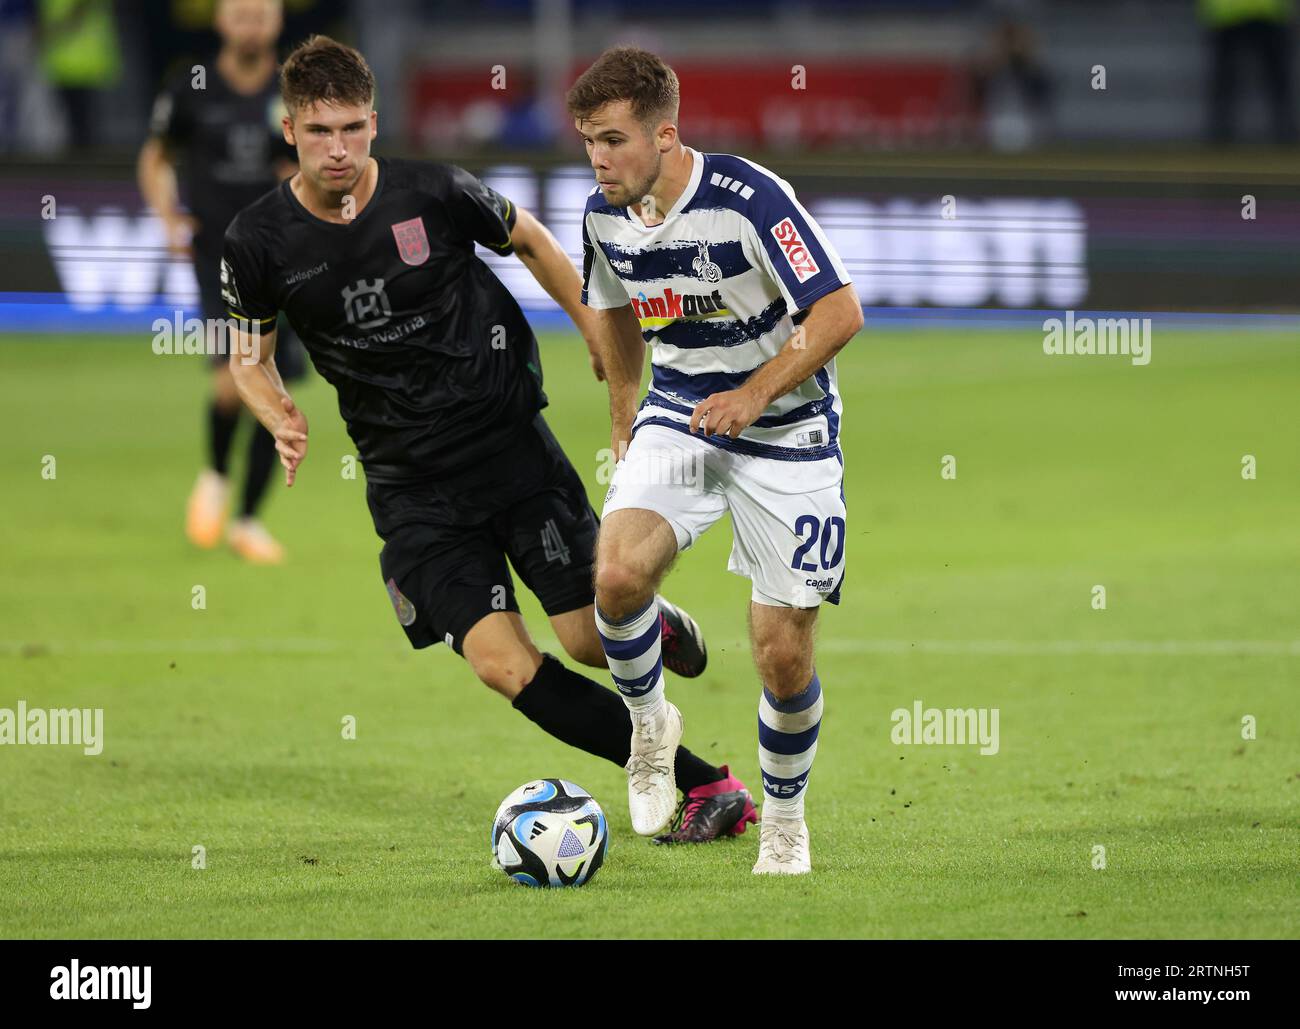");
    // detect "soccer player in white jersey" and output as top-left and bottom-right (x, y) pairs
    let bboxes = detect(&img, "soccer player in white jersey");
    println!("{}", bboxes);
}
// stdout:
(568, 48), (864, 874)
